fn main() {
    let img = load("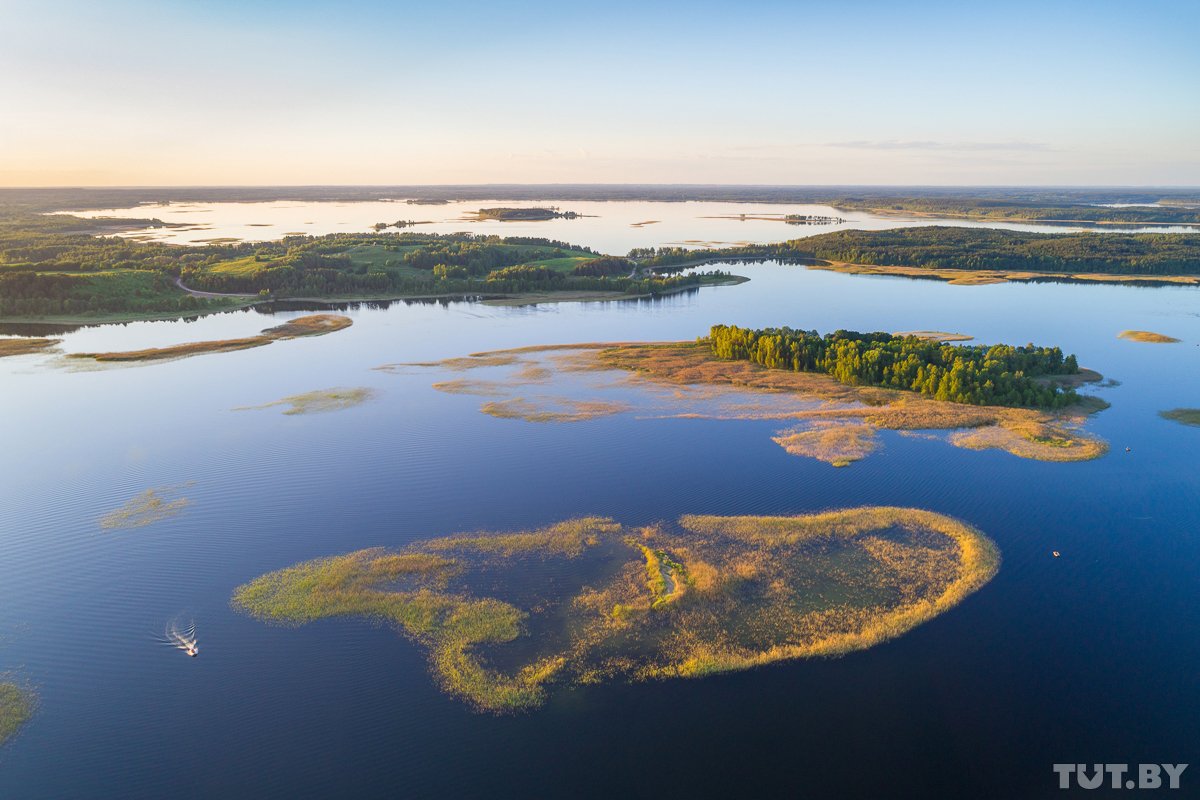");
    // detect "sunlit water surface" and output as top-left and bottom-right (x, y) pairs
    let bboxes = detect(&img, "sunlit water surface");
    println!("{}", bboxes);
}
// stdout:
(1, 261), (1198, 798)
(59, 198), (1197, 251)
